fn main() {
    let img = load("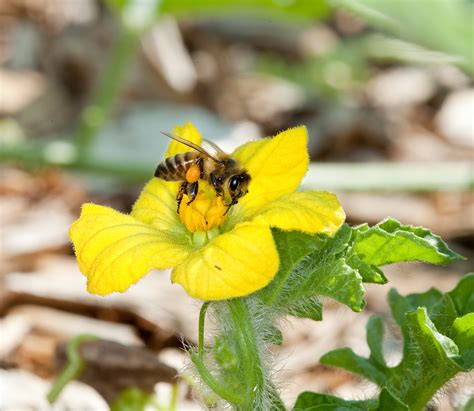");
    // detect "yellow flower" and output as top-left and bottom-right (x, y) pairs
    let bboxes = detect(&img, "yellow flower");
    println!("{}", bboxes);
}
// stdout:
(69, 122), (346, 300)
